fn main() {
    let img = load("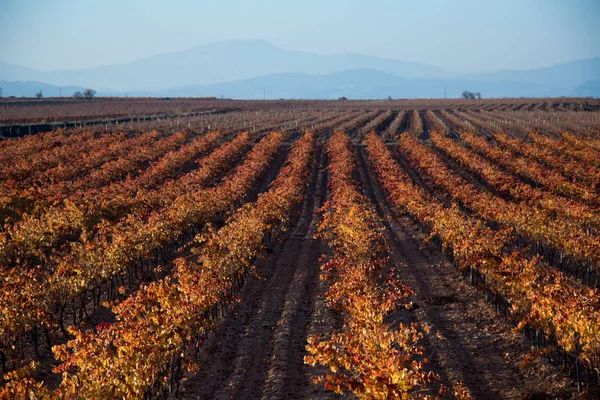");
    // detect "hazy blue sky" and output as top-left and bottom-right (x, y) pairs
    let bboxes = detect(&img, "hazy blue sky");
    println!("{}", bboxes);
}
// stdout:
(1, 0), (599, 72)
